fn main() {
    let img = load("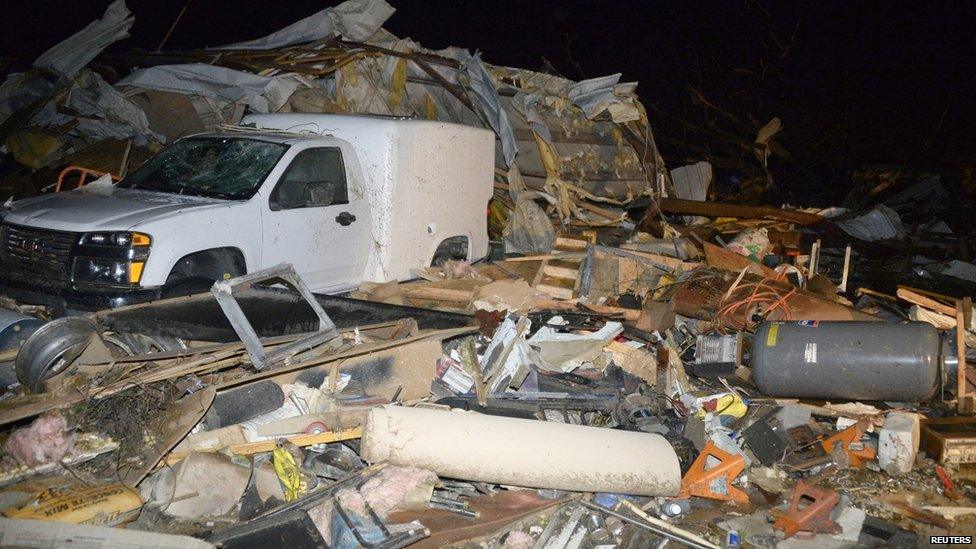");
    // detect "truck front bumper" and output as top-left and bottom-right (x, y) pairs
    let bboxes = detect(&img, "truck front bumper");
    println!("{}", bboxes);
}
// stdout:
(0, 277), (162, 315)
